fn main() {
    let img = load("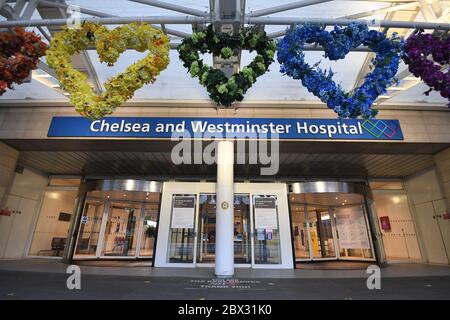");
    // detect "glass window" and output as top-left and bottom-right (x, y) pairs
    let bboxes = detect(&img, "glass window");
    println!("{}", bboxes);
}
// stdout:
(309, 206), (336, 258)
(74, 199), (104, 257)
(197, 194), (216, 263)
(195, 194), (251, 264)
(334, 205), (373, 259)
(253, 195), (281, 264)
(29, 190), (77, 257)
(139, 203), (159, 258)
(167, 194), (196, 263)
(234, 195), (251, 264)
(290, 204), (310, 260)
(102, 202), (141, 257)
